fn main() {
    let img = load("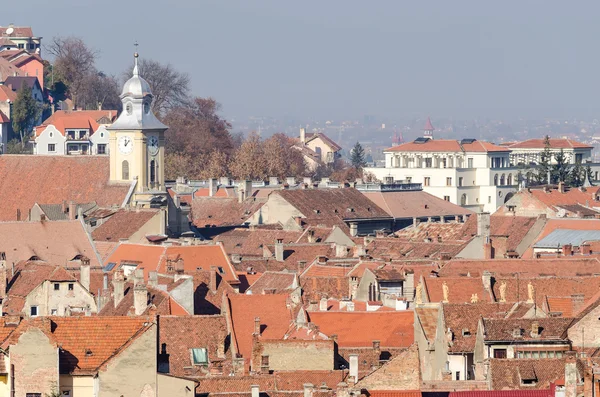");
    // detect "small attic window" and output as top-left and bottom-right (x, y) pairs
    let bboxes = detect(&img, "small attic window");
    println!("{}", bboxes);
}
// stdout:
(347, 208), (355, 213)
(462, 329), (471, 337)
(512, 328), (523, 338)
(191, 348), (208, 365)
(314, 209), (321, 214)
(85, 349), (93, 357)
(217, 267), (225, 274)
